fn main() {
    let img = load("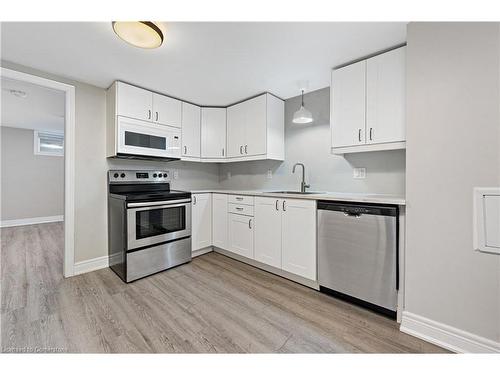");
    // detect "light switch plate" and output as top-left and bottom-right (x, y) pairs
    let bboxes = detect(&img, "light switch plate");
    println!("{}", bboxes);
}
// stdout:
(267, 169), (272, 179)
(173, 170), (179, 179)
(353, 168), (366, 179)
